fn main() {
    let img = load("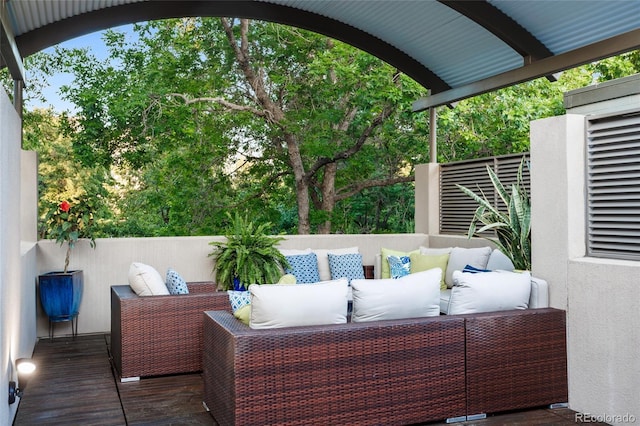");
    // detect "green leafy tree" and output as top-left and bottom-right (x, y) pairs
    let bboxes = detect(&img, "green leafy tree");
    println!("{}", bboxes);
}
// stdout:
(52, 19), (428, 234)
(143, 18), (427, 234)
(20, 109), (111, 250)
